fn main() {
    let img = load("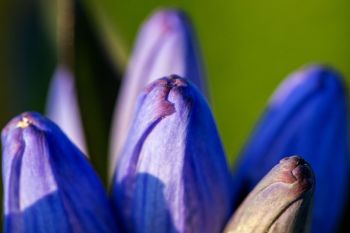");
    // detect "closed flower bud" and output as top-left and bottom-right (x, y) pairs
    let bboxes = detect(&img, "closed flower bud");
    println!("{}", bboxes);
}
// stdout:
(112, 76), (232, 233)
(46, 65), (88, 155)
(2, 112), (118, 233)
(232, 65), (350, 233)
(224, 156), (315, 233)
(109, 9), (207, 178)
